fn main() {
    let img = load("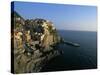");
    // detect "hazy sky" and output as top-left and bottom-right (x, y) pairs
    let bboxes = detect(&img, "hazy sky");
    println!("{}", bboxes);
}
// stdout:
(12, 1), (97, 31)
